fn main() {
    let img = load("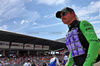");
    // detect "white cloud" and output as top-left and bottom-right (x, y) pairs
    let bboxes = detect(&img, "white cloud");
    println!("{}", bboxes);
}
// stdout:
(90, 1), (95, 5)
(14, 21), (16, 24)
(44, 14), (54, 19)
(0, 25), (7, 30)
(0, 0), (40, 32)
(21, 20), (29, 24)
(35, 0), (67, 5)
(73, 1), (100, 18)
(90, 21), (100, 24)
(96, 30), (100, 38)
(32, 22), (37, 25)
(88, 15), (100, 21)
(96, 30), (100, 34)
(0, 0), (25, 21)
(0, 0), (40, 23)
(11, 11), (40, 32)
(70, 1), (100, 27)
(31, 23), (63, 29)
